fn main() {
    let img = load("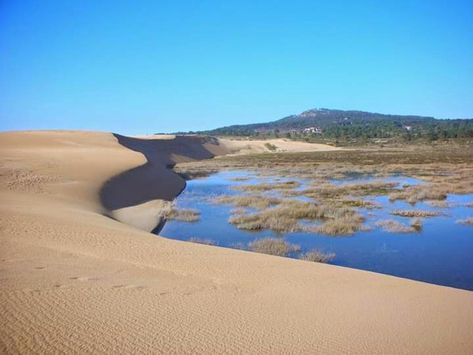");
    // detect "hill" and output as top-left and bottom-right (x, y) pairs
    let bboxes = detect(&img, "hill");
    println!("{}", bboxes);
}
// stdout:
(191, 108), (473, 142)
